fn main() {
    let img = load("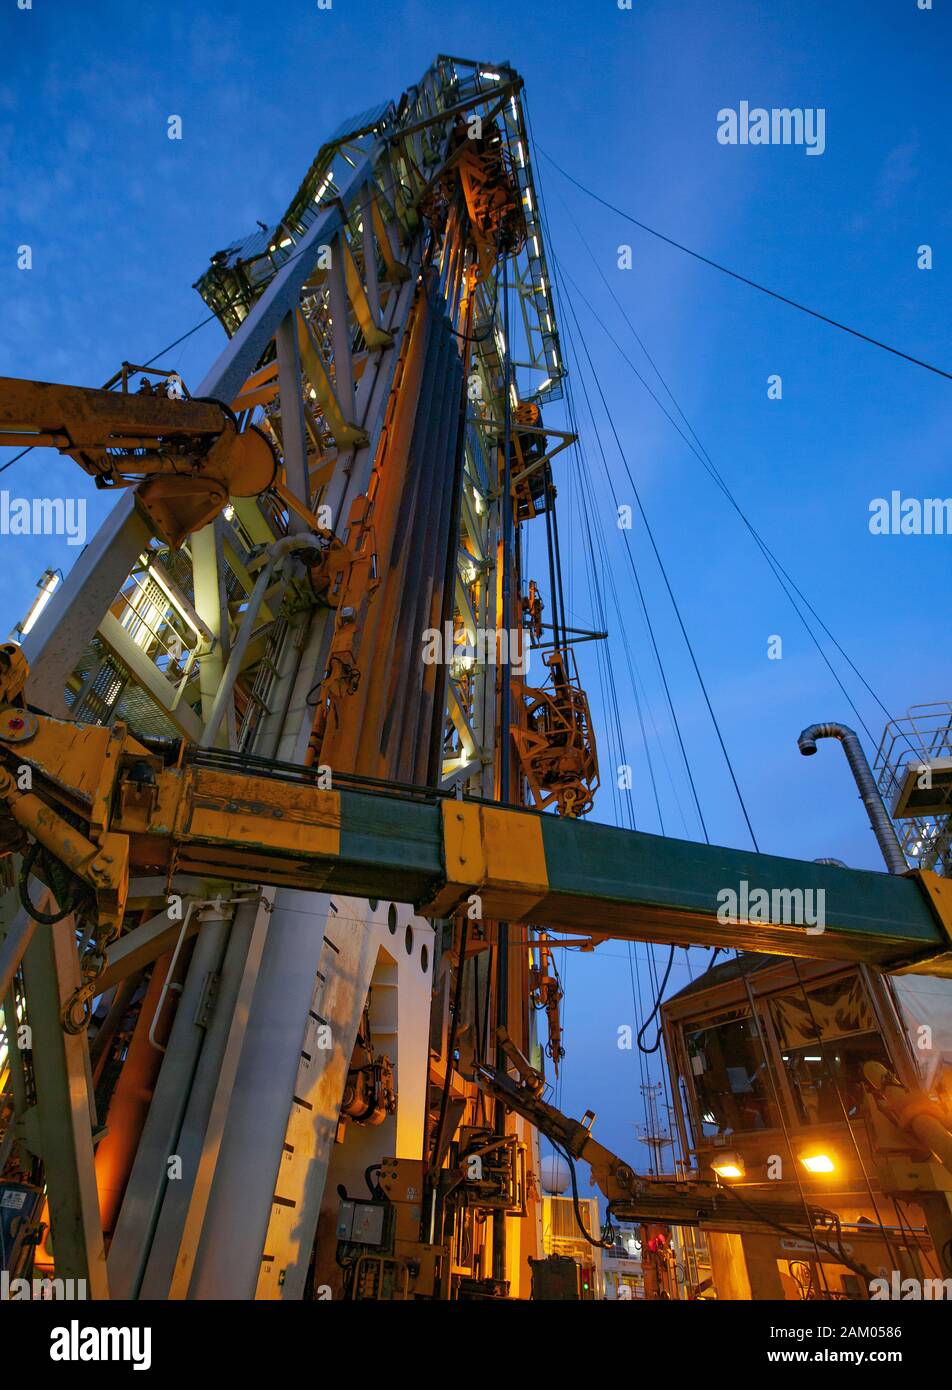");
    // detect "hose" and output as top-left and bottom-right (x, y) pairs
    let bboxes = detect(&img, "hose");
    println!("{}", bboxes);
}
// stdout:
(18, 840), (76, 924)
